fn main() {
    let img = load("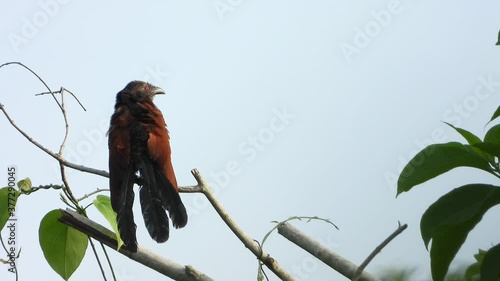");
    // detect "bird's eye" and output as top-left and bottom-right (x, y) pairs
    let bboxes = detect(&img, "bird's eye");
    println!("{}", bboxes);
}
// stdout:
(145, 86), (151, 92)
